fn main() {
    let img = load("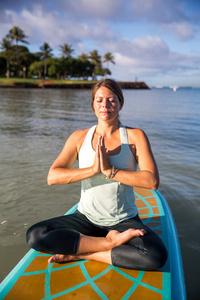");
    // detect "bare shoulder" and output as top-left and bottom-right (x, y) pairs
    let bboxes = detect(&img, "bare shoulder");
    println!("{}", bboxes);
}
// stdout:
(126, 126), (156, 173)
(66, 128), (90, 152)
(126, 127), (149, 144)
(69, 128), (90, 140)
